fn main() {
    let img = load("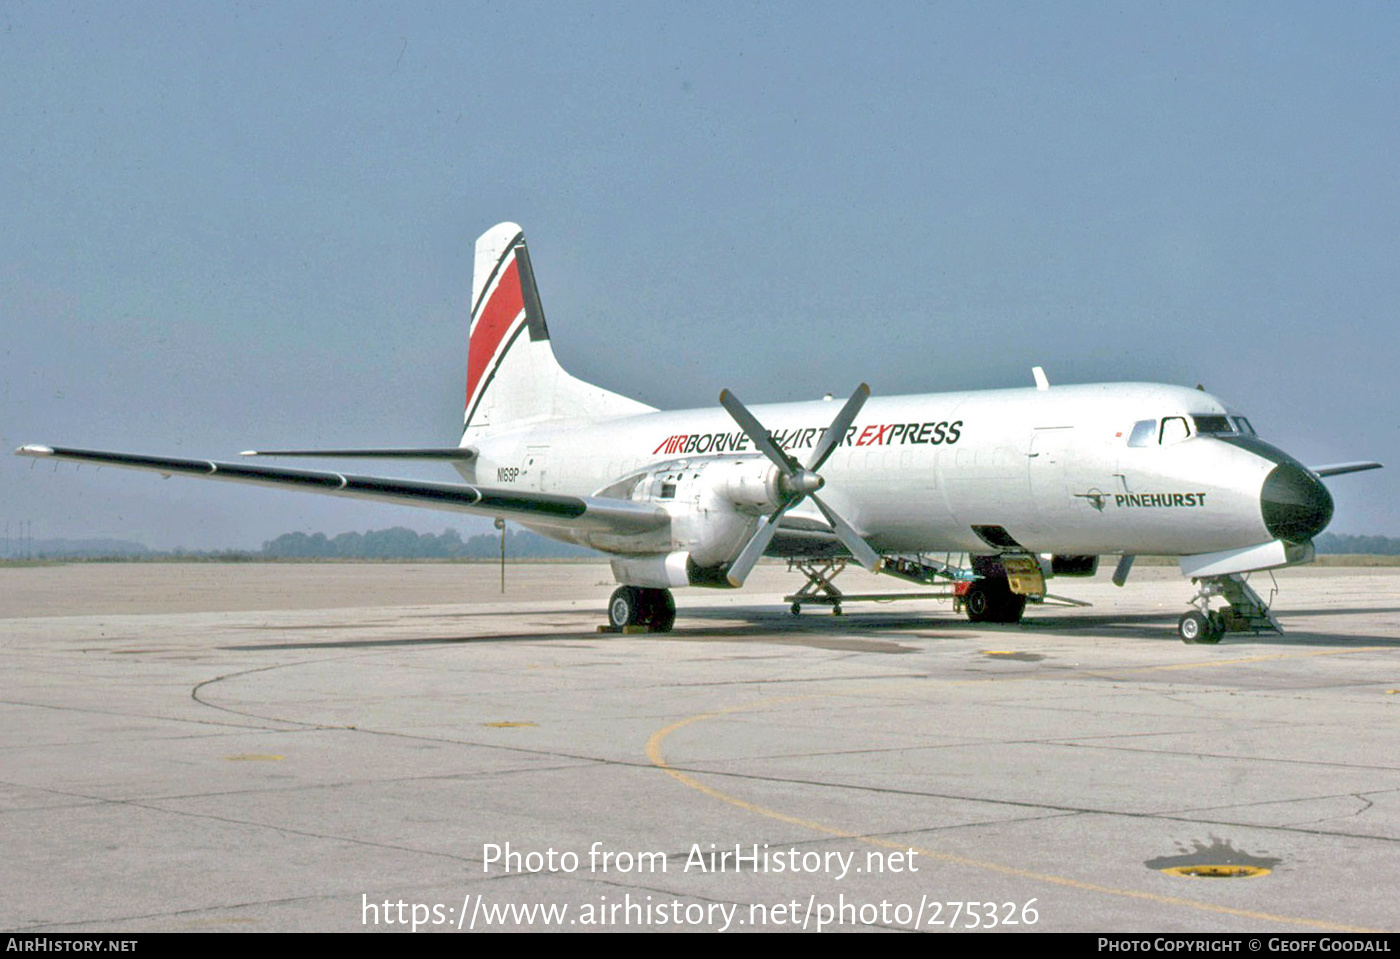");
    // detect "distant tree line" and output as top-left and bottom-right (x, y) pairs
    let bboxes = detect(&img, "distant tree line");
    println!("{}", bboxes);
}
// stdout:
(260, 527), (593, 559)
(8, 528), (1399, 560)
(1, 537), (152, 559)
(4, 527), (594, 560)
(1313, 533), (1400, 555)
